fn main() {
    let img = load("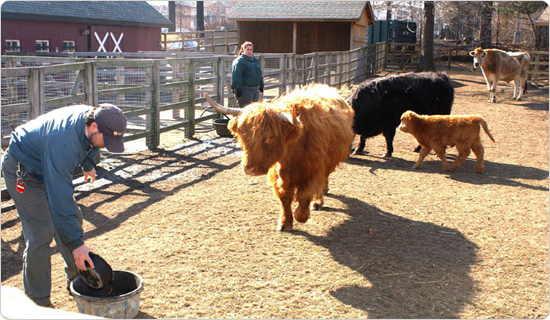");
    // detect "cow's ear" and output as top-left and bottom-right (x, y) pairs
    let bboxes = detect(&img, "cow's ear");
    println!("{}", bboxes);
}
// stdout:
(228, 118), (238, 133)
(469, 51), (475, 56)
(481, 51), (486, 58)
